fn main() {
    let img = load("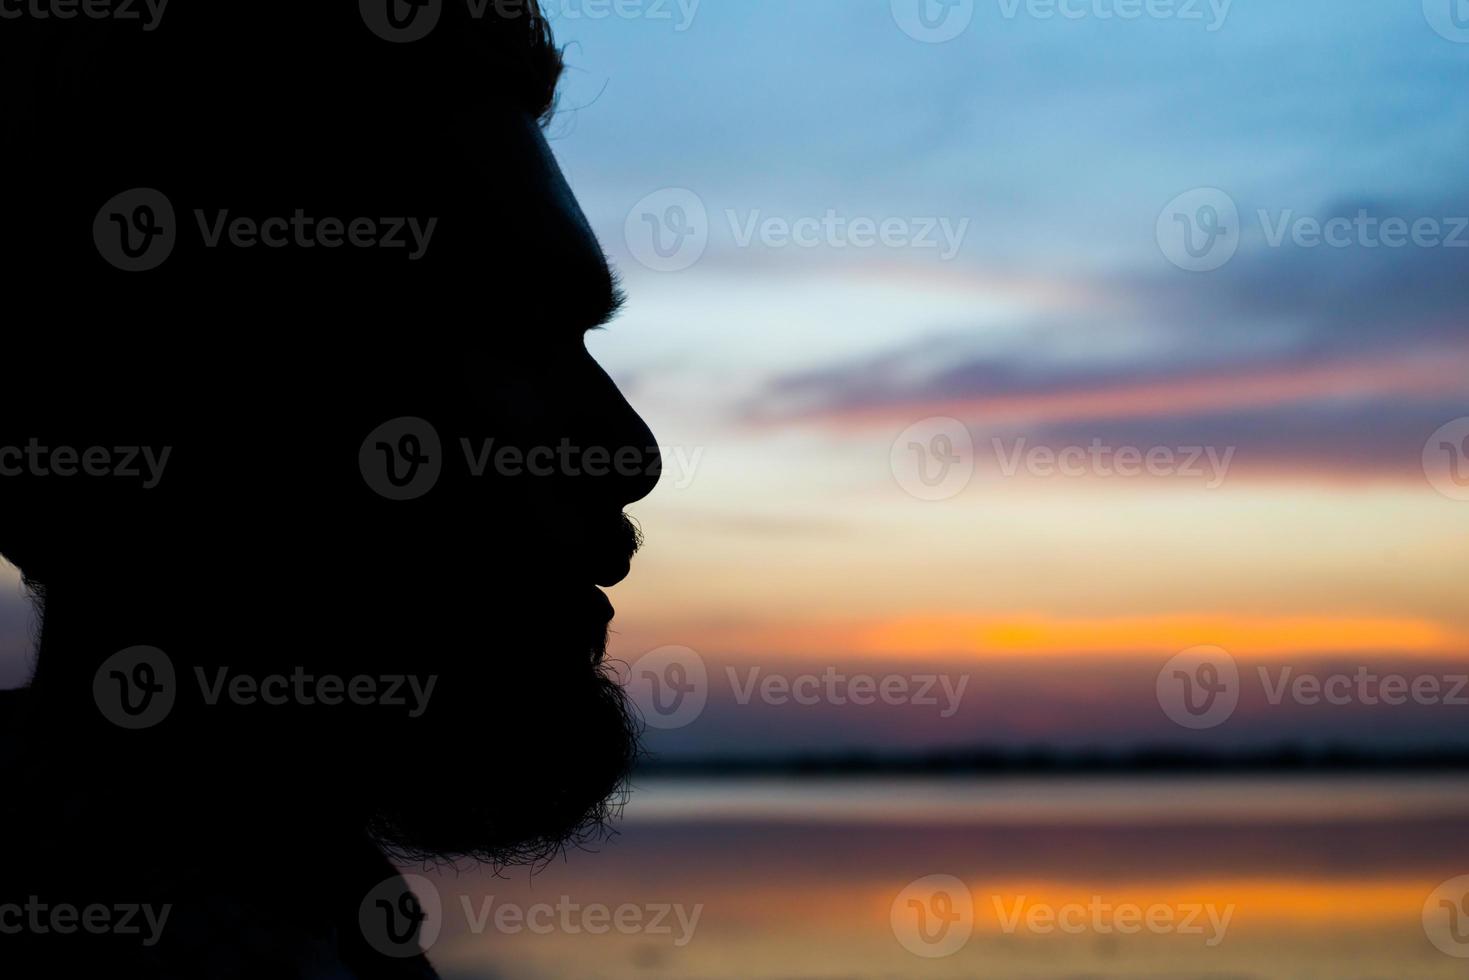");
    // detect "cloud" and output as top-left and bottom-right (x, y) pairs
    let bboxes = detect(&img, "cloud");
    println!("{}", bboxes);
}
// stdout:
(681, 612), (1468, 660)
(742, 192), (1469, 481)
